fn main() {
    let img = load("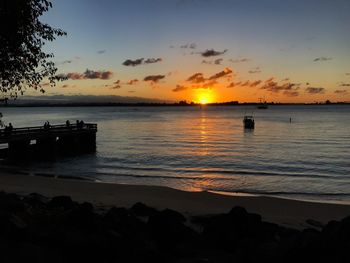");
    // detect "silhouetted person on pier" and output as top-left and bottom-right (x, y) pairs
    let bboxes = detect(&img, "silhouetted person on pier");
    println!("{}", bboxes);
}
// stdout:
(4, 123), (13, 136)
(80, 120), (85, 128)
(44, 121), (51, 130)
(66, 120), (70, 128)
